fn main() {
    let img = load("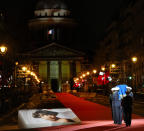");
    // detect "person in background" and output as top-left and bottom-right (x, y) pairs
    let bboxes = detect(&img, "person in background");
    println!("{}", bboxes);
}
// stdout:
(111, 87), (122, 125)
(121, 88), (133, 127)
(38, 81), (43, 93)
(69, 78), (74, 90)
